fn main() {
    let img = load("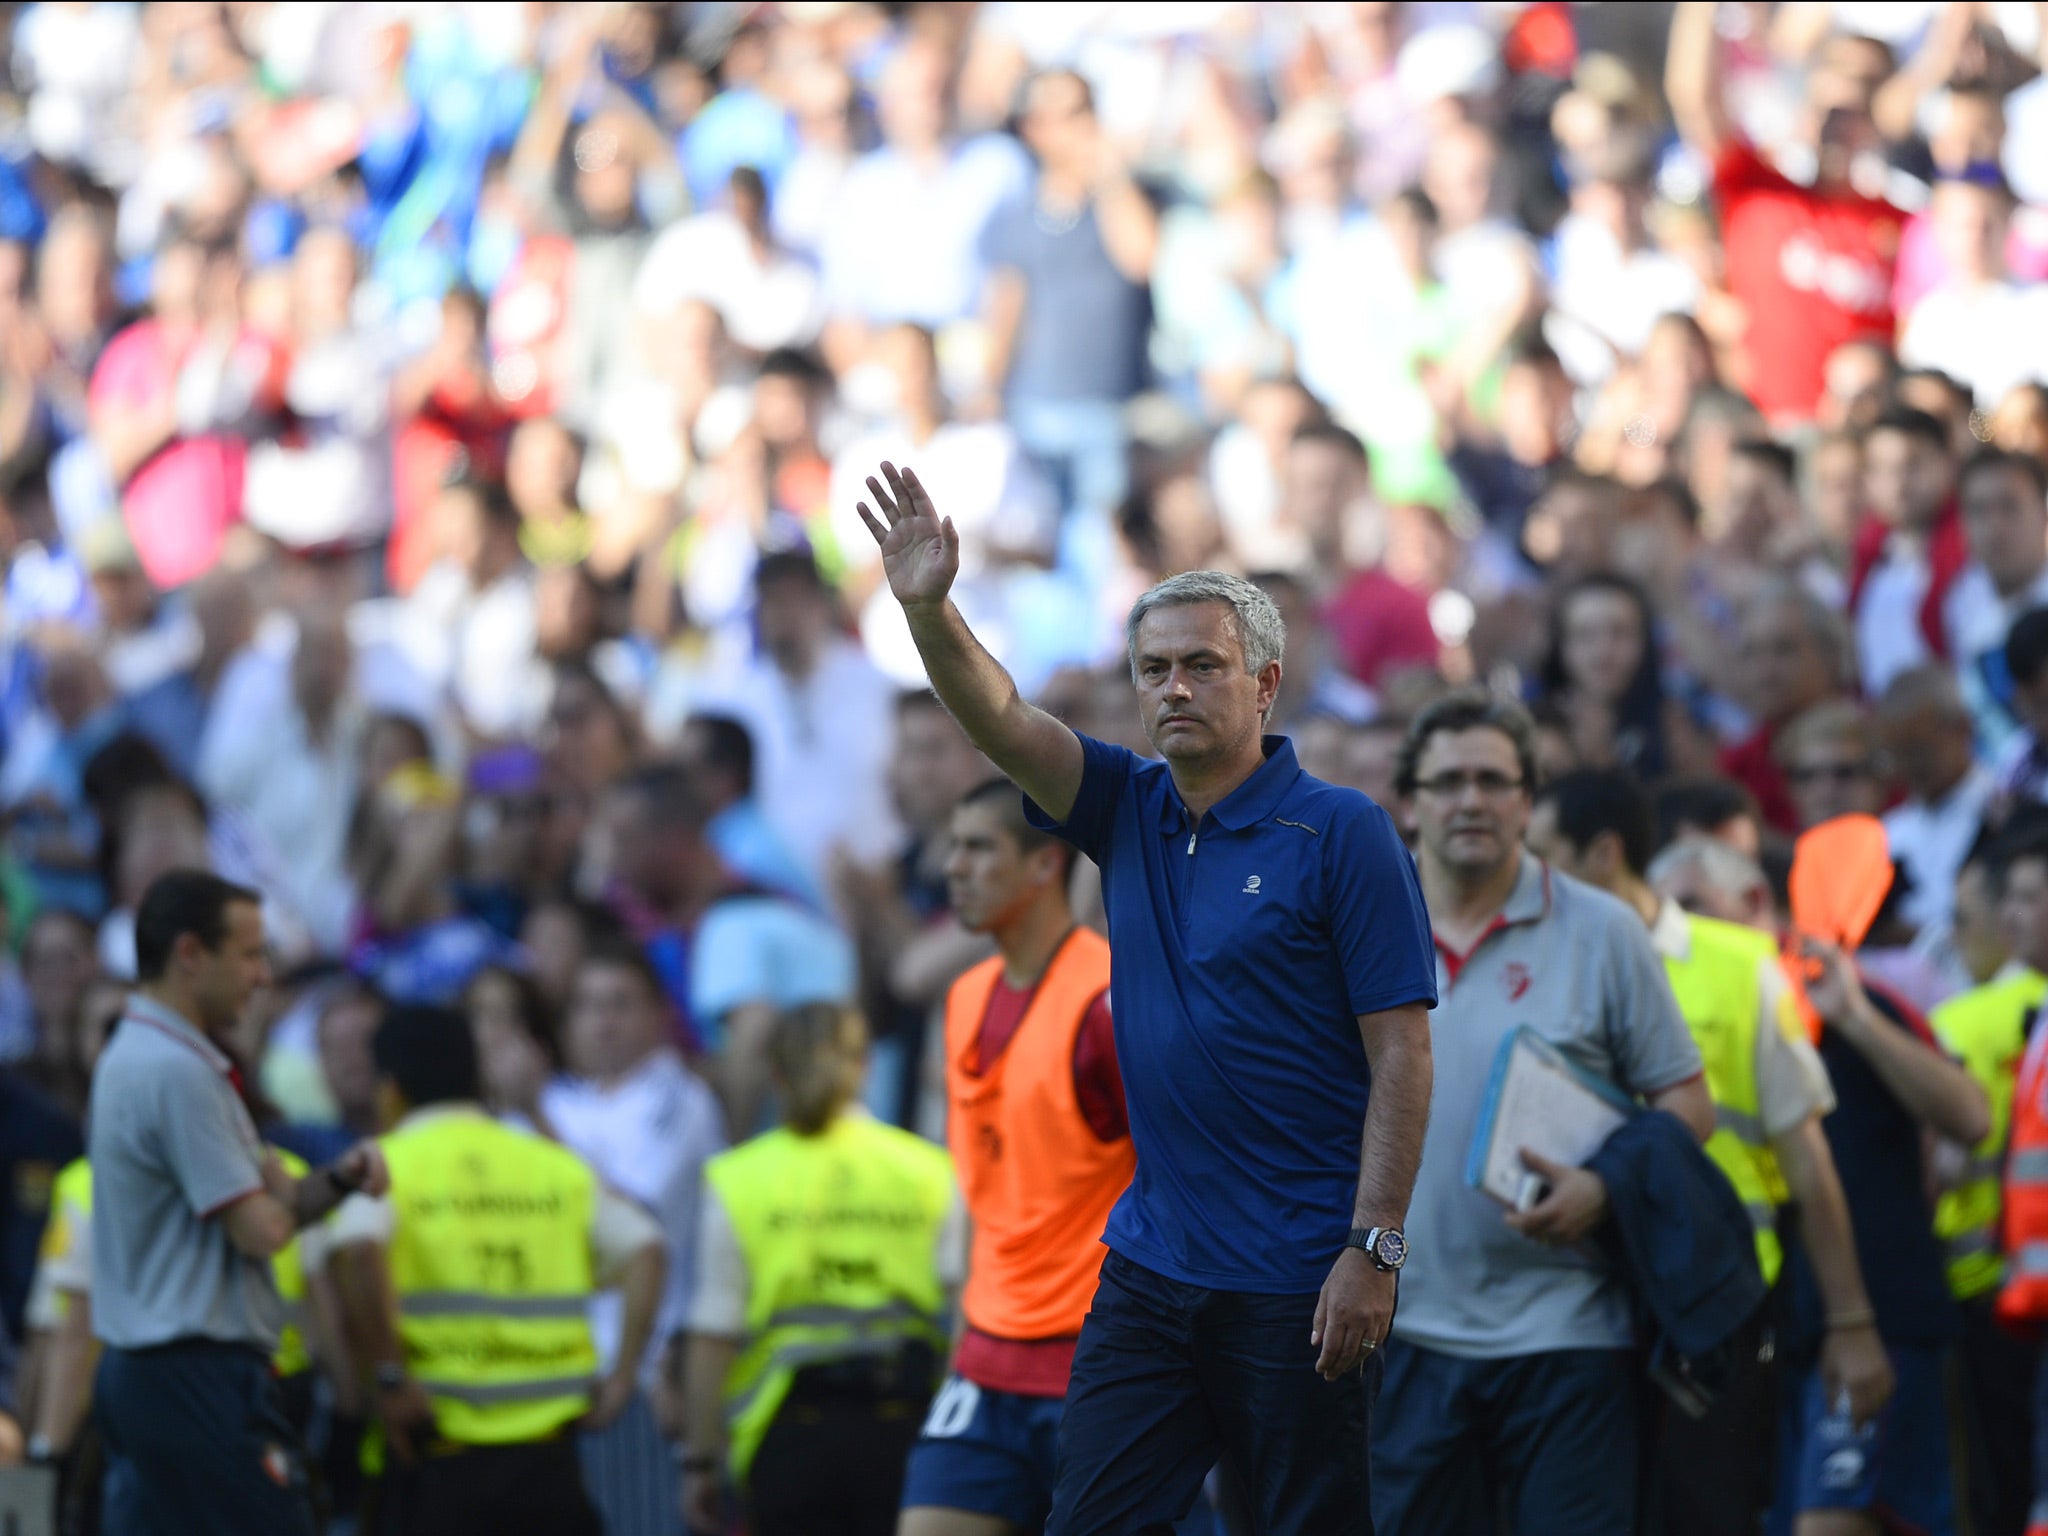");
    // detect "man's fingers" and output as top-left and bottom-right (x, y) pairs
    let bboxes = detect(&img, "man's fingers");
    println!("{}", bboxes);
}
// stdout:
(864, 475), (897, 523)
(882, 461), (910, 511)
(1310, 1288), (1327, 1345)
(901, 463), (932, 515)
(856, 504), (886, 544)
